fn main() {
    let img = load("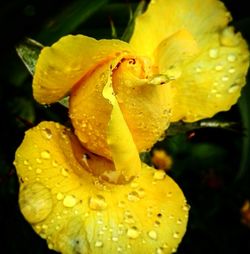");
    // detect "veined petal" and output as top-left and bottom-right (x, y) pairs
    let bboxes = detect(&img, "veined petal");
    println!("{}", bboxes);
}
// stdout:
(14, 121), (188, 254)
(170, 30), (249, 122)
(130, 0), (230, 58)
(130, 0), (249, 122)
(33, 34), (132, 104)
(154, 29), (199, 76)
